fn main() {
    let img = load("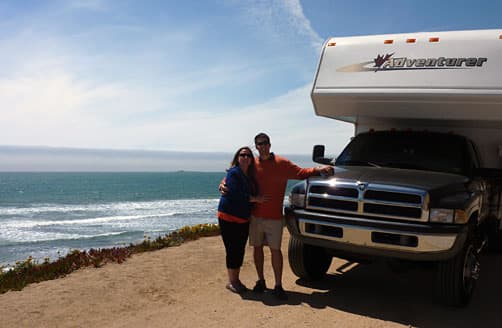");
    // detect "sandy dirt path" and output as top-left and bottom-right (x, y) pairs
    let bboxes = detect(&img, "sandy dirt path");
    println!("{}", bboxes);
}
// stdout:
(0, 231), (500, 327)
